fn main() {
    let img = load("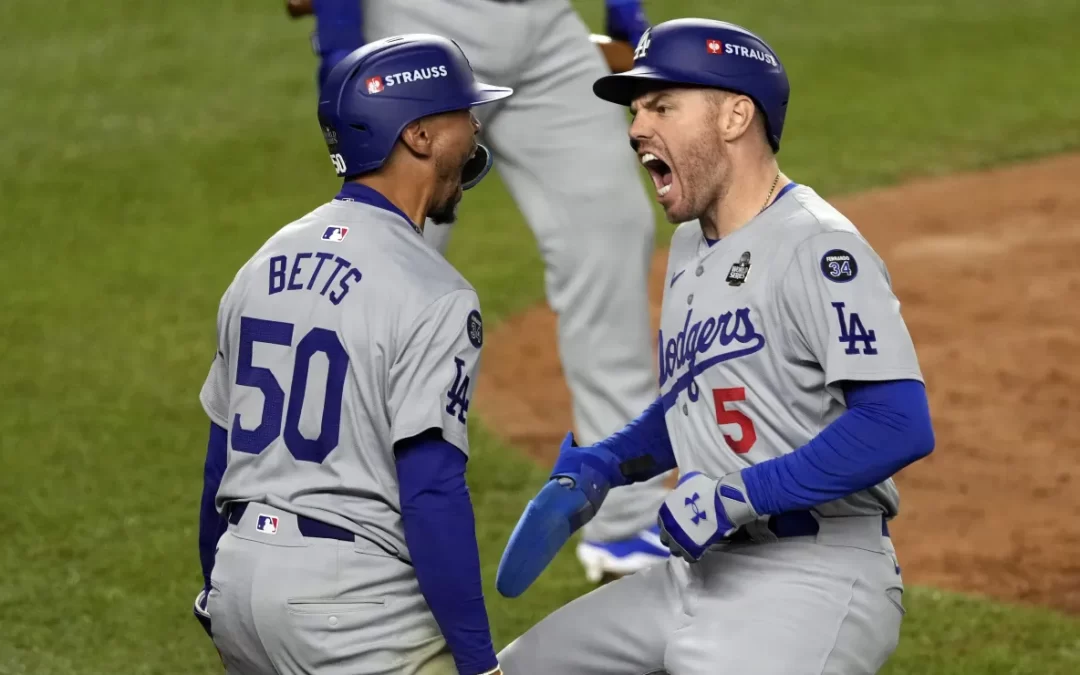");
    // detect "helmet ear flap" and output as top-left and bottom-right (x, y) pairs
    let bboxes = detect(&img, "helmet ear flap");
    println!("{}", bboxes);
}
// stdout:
(461, 144), (493, 190)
